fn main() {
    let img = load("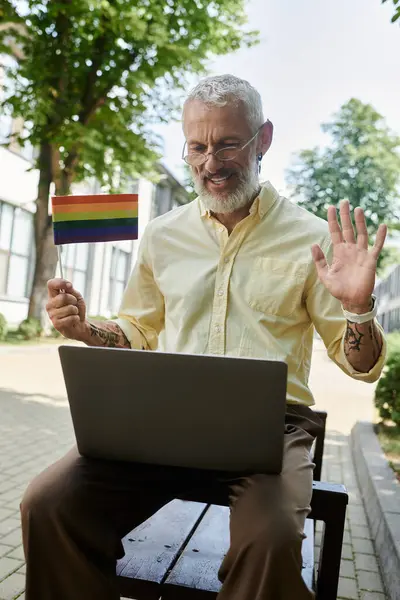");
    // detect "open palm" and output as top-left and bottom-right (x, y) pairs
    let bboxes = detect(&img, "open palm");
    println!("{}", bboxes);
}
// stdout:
(311, 201), (387, 309)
